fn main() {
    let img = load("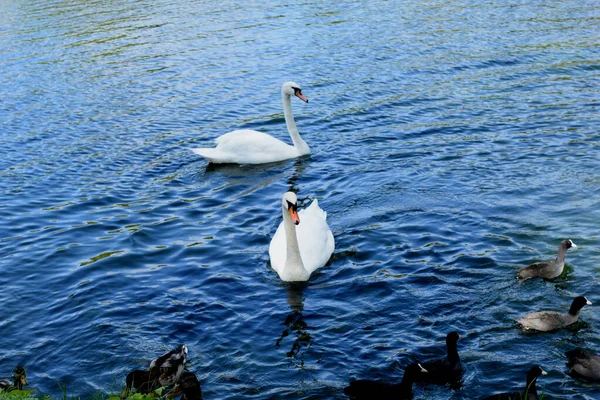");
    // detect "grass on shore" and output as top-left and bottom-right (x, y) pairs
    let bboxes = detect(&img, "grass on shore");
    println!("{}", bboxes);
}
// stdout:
(0, 389), (160, 400)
